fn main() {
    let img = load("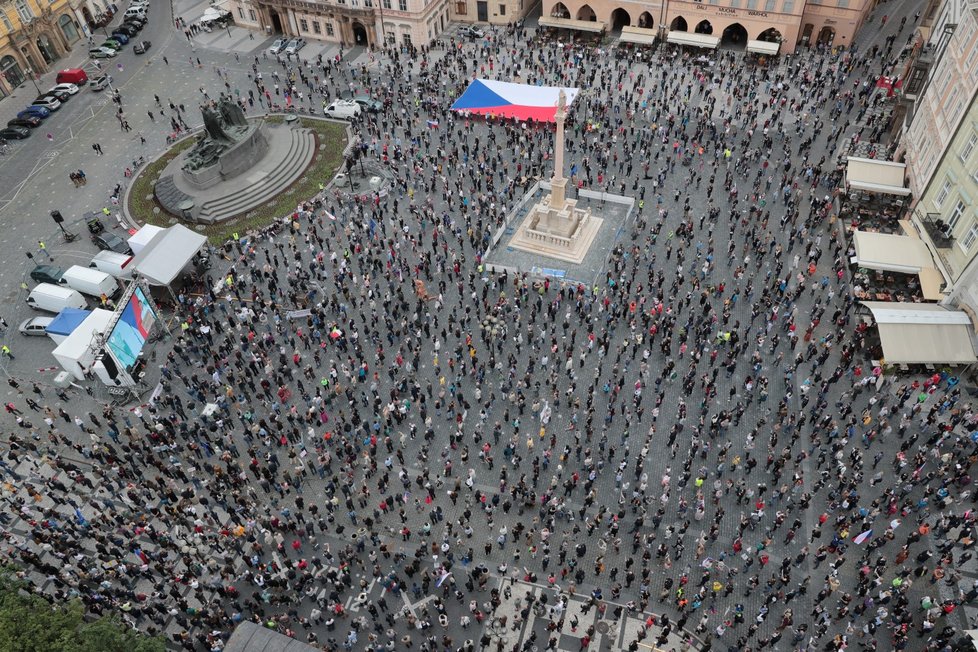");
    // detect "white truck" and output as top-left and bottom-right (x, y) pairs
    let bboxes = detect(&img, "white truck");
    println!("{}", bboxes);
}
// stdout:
(61, 265), (120, 299)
